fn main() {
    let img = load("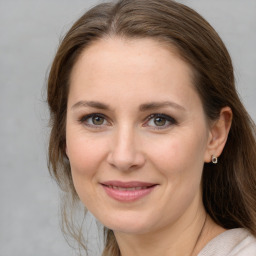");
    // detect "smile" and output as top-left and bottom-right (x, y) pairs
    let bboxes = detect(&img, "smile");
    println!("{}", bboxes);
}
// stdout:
(100, 181), (158, 202)
(105, 185), (150, 191)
